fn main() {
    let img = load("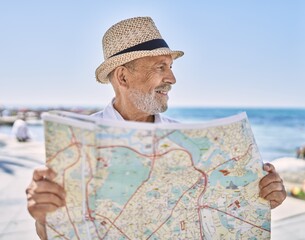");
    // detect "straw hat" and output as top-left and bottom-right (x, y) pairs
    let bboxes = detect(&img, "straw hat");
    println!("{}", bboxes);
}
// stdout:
(95, 17), (184, 84)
